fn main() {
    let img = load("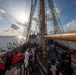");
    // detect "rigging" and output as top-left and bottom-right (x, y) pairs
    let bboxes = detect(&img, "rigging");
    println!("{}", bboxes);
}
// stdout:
(48, 0), (64, 34)
(25, 0), (38, 42)
(63, 13), (76, 25)
(0, 6), (20, 23)
(0, 12), (11, 25)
